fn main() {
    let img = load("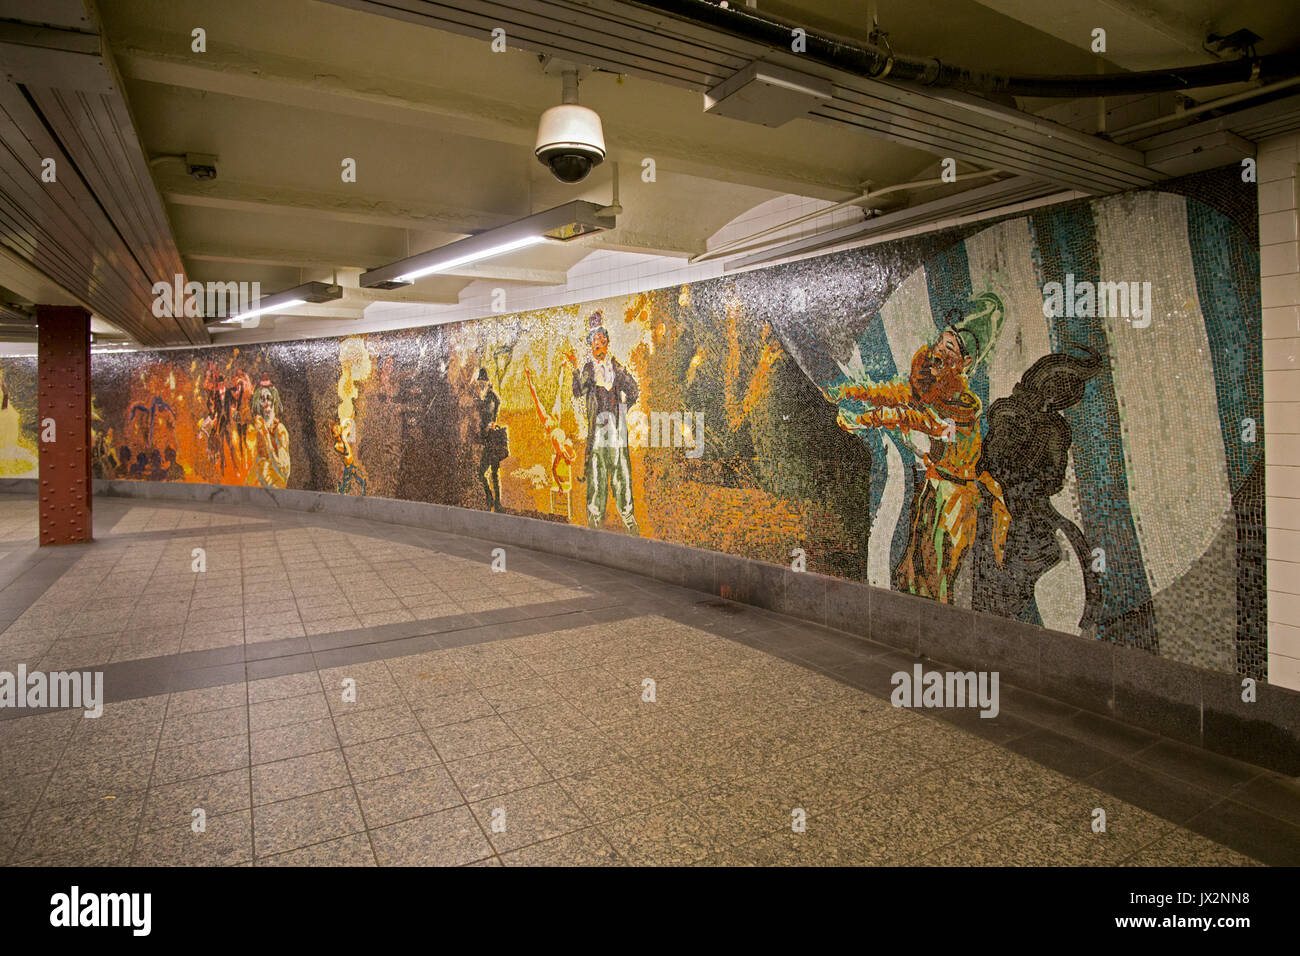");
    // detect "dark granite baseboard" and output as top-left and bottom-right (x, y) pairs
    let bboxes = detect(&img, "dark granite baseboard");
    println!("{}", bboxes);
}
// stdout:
(4, 477), (1296, 775)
